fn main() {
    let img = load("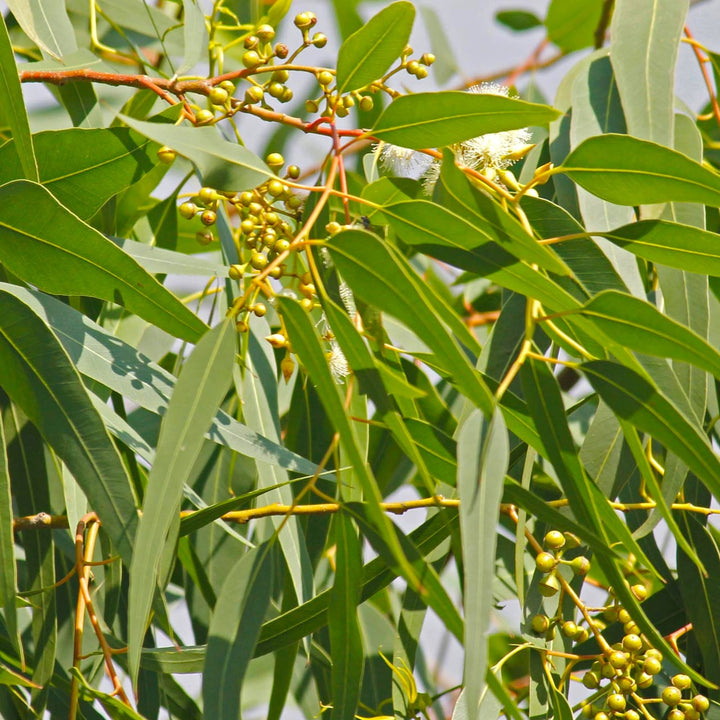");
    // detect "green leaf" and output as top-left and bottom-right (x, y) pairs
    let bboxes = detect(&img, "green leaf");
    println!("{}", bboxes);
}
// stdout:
(326, 230), (494, 415)
(496, 10), (542, 31)
(128, 319), (236, 683)
(120, 116), (271, 192)
(329, 513), (364, 720)
(382, 198), (569, 276)
(561, 134), (720, 207)
(574, 290), (720, 379)
(0, 289), (138, 565)
(70, 668), (147, 720)
(336, 2), (415, 94)
(5, 0), (76, 59)
(581, 360), (720, 503)
(371, 92), (561, 149)
(203, 544), (273, 720)
(0, 180), (207, 343)
(111, 237), (229, 277)
(0, 284), (321, 478)
(0, 128), (158, 220)
(278, 297), (418, 585)
(458, 409), (509, 719)
(545, 0), (604, 52)
(0, 664), (38, 688)
(0, 13), (37, 181)
(610, 0), (688, 146)
(0, 415), (20, 661)
(176, 0), (208, 76)
(599, 219), (720, 276)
